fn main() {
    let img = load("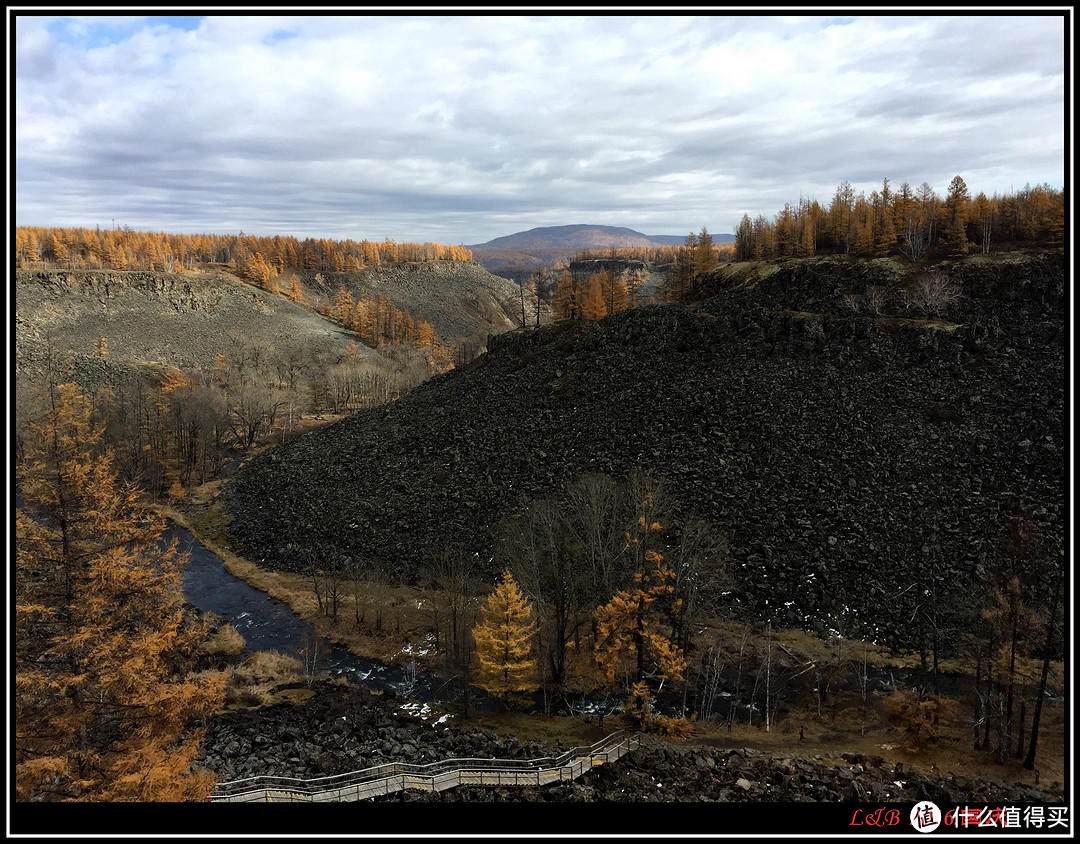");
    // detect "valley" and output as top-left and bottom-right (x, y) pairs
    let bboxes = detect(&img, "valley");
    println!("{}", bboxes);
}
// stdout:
(14, 233), (1067, 811)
